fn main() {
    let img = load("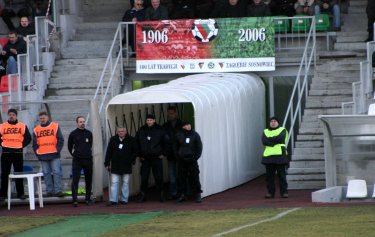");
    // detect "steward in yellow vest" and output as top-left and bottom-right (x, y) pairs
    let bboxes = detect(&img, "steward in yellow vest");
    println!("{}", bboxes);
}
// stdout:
(0, 108), (32, 200)
(261, 117), (289, 199)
